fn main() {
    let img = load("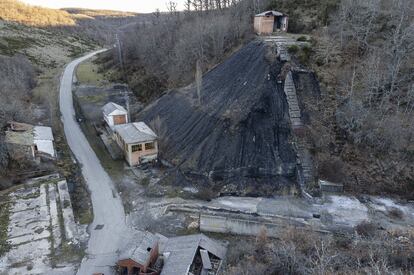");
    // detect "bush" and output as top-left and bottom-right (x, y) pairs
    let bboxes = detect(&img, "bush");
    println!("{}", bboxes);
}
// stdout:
(297, 36), (308, 42)
(318, 158), (346, 183)
(355, 221), (377, 237)
(387, 207), (404, 220)
(288, 45), (299, 54)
